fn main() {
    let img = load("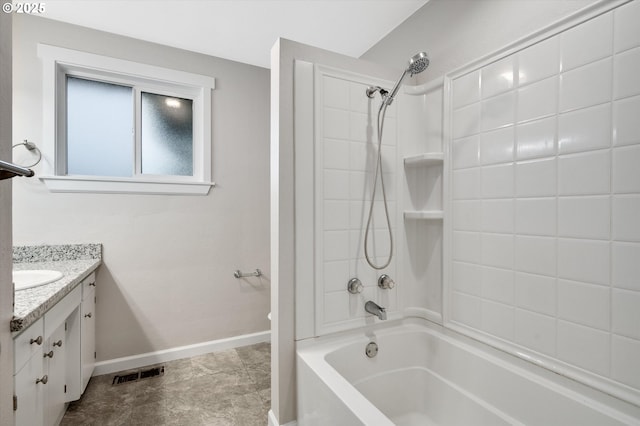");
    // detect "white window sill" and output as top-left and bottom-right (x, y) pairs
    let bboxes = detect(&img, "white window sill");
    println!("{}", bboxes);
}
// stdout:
(39, 176), (215, 195)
